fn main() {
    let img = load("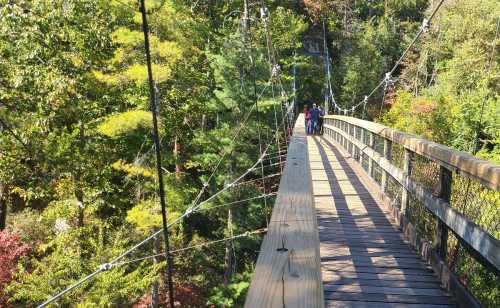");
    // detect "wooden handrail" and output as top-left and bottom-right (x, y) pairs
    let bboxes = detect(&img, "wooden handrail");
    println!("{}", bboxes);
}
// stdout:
(324, 115), (500, 191)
